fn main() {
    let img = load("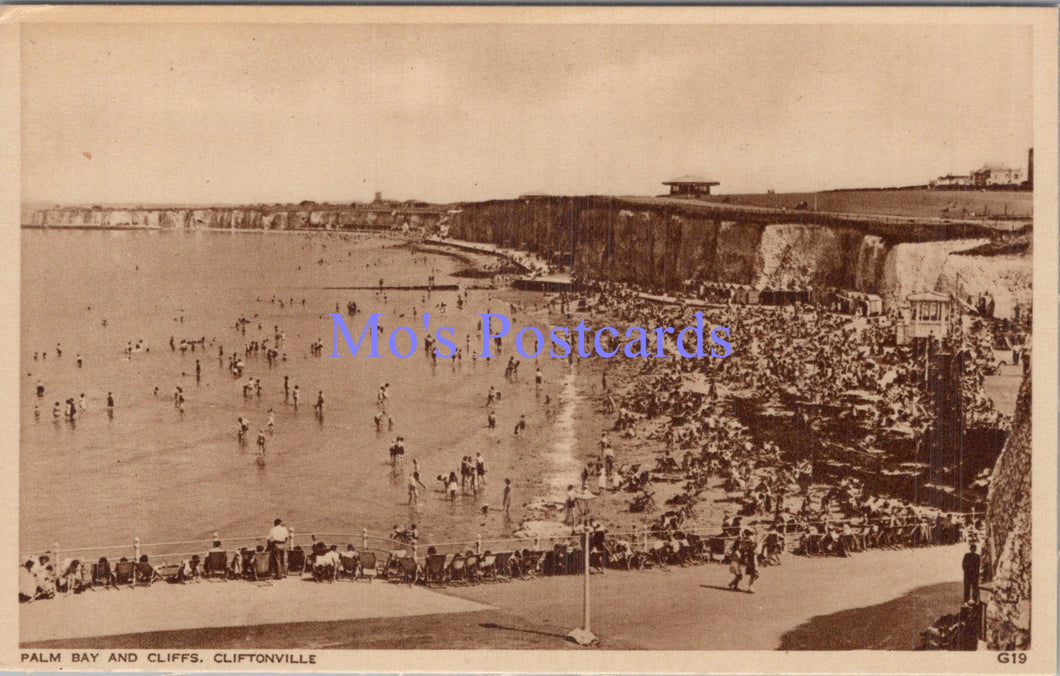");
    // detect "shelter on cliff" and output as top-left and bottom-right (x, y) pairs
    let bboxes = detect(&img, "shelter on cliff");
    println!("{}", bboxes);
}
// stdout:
(662, 175), (720, 197)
